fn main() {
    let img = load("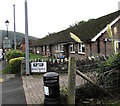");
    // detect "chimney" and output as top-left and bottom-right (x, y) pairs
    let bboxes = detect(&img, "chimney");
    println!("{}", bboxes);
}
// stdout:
(118, 1), (120, 10)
